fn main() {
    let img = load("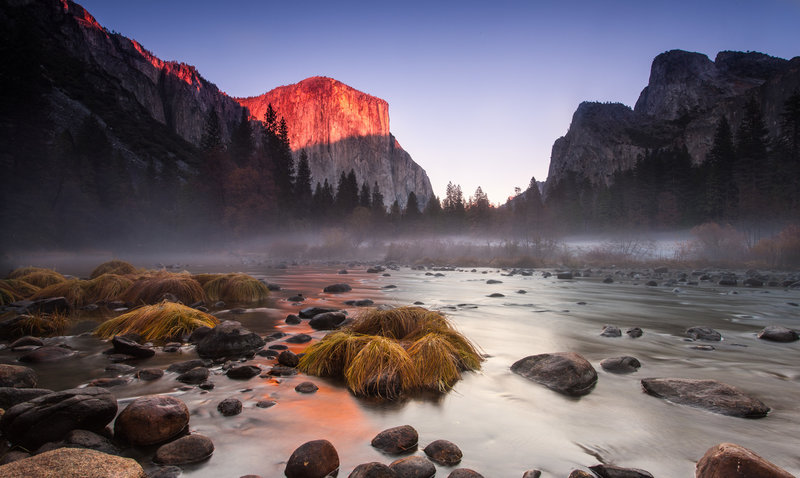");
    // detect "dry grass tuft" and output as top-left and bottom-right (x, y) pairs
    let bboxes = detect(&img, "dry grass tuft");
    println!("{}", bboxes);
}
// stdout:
(7, 267), (54, 279)
(86, 274), (133, 303)
(0, 287), (18, 306)
(122, 271), (206, 305)
(344, 336), (416, 399)
(0, 279), (41, 299)
(31, 278), (91, 307)
(203, 273), (269, 304)
(94, 300), (219, 342)
(16, 270), (67, 289)
(348, 306), (450, 339)
(13, 312), (70, 337)
(90, 260), (138, 279)
(191, 273), (219, 286)
(299, 306), (483, 399)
